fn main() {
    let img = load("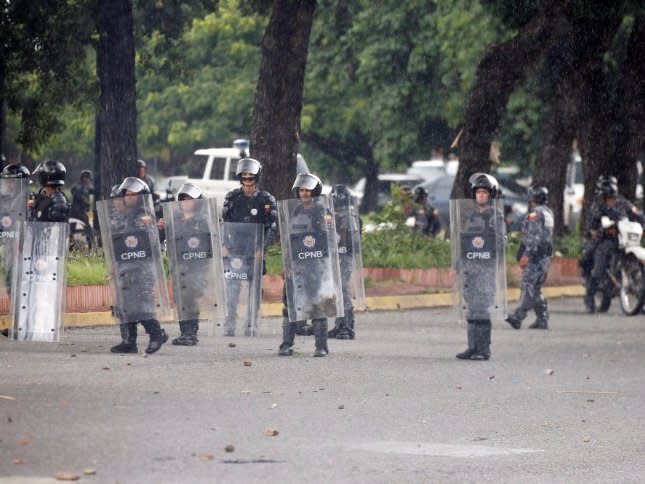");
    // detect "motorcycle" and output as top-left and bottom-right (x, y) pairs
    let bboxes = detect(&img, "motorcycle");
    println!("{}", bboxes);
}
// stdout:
(590, 216), (645, 315)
